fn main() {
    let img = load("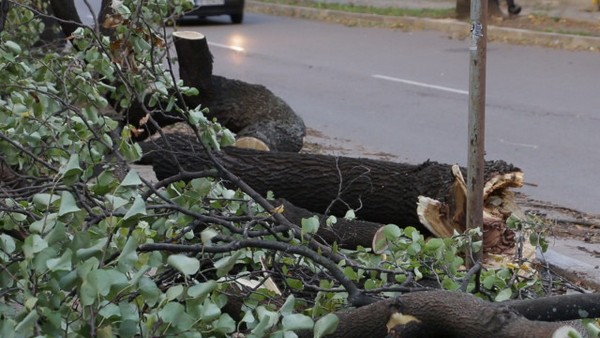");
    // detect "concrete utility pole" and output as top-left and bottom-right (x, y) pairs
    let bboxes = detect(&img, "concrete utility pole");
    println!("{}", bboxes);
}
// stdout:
(467, 0), (487, 264)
